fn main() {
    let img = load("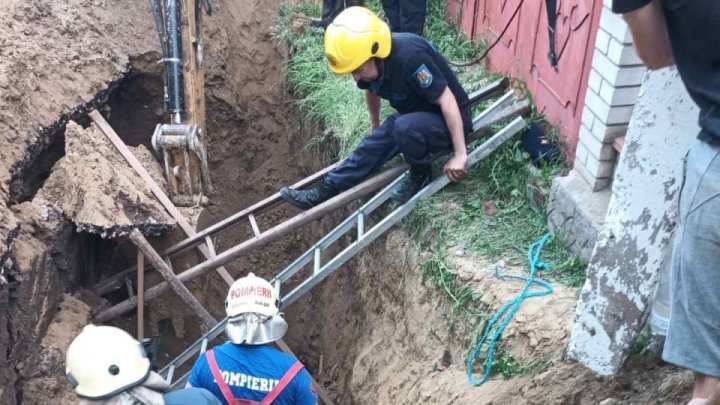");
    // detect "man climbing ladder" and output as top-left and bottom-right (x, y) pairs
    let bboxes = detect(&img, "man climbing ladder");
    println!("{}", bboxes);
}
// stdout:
(280, 6), (472, 209)
(187, 273), (318, 405)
